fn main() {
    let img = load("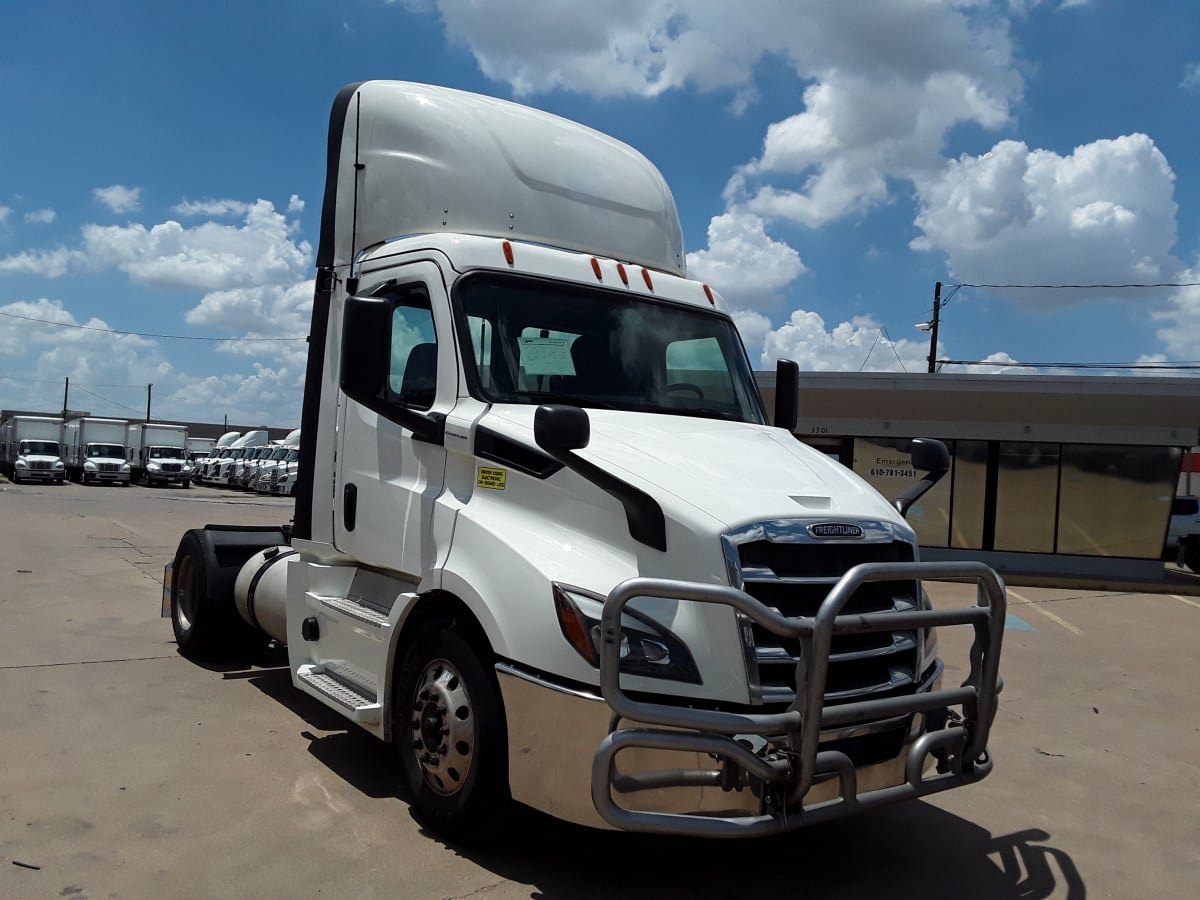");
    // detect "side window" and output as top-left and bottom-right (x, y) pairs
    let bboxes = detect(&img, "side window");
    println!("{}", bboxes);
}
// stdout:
(665, 337), (736, 404)
(384, 287), (437, 409)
